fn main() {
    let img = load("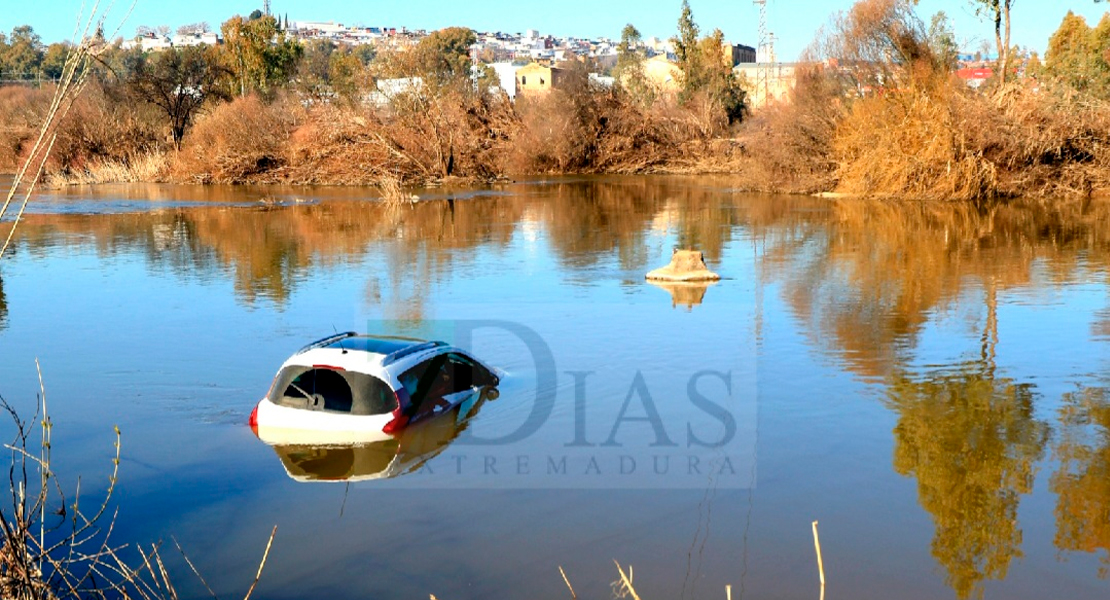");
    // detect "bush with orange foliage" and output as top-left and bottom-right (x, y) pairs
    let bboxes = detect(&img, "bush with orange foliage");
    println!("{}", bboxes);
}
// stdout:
(0, 86), (53, 171)
(173, 94), (297, 184)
